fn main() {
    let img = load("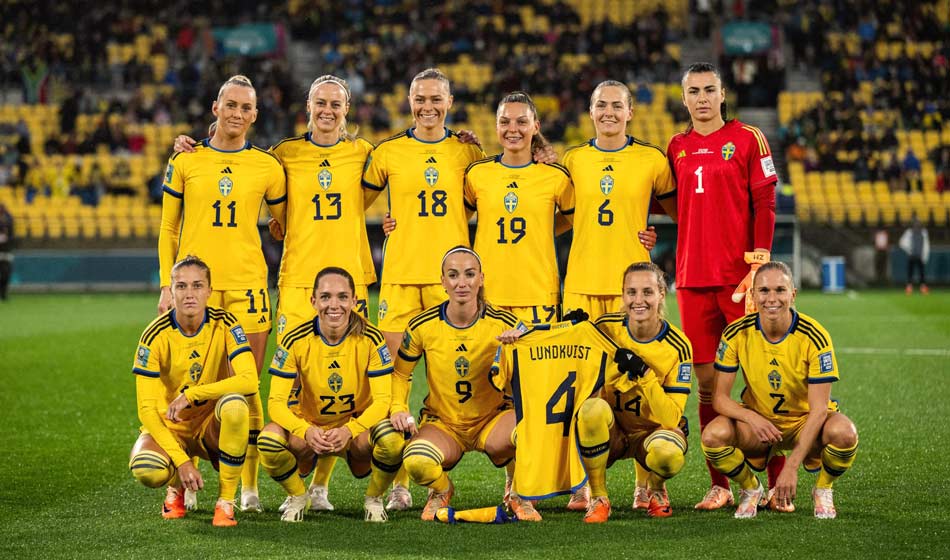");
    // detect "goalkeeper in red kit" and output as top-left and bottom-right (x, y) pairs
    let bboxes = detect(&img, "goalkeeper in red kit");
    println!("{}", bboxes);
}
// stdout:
(665, 62), (786, 511)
